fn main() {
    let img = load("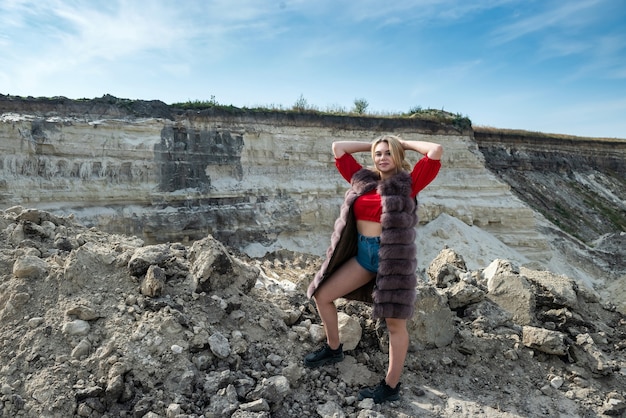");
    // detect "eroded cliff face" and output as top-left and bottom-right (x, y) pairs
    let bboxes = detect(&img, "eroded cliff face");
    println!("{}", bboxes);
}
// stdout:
(1, 95), (623, 290)
(474, 129), (626, 243)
